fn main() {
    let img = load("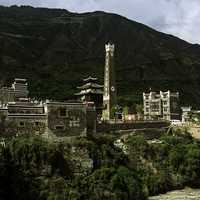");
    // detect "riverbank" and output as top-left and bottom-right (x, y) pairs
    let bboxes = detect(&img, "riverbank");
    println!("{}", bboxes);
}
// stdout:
(149, 188), (200, 200)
